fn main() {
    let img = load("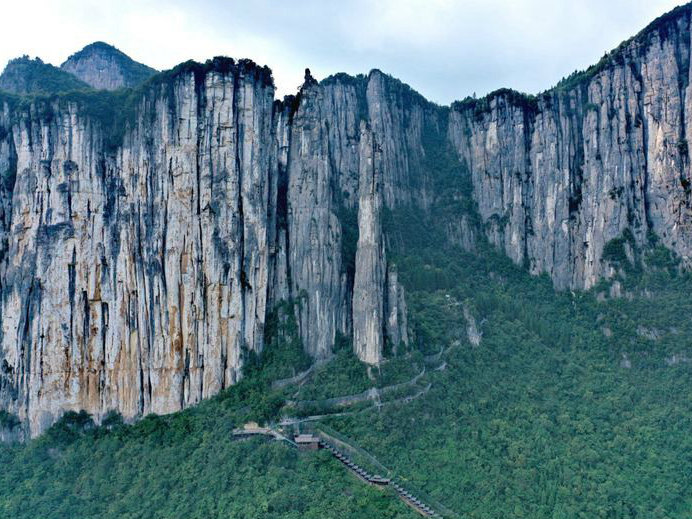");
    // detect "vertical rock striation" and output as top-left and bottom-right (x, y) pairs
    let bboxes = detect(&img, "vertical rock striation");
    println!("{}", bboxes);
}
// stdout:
(3, 4), (692, 436)
(448, 5), (692, 289)
(352, 124), (385, 365)
(0, 60), (277, 435)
